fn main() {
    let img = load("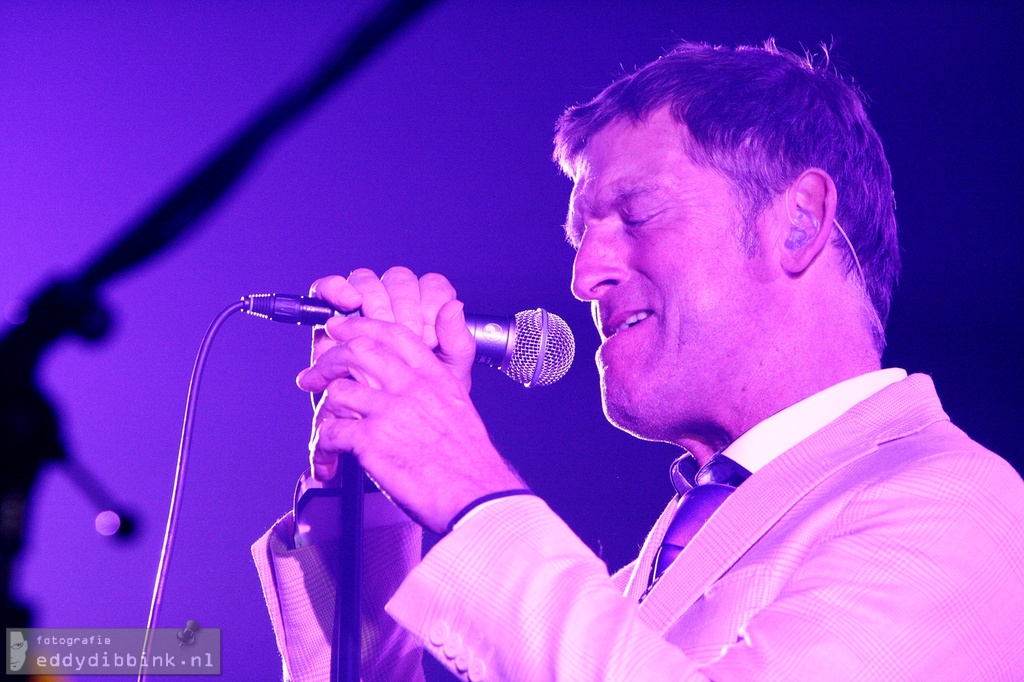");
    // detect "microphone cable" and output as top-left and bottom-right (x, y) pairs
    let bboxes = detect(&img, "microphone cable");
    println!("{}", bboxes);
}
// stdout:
(138, 300), (243, 682)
